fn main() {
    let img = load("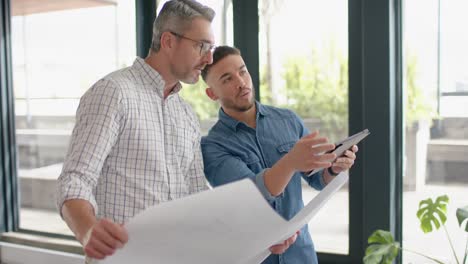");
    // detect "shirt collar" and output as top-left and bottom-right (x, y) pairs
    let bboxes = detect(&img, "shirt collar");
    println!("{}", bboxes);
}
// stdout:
(218, 101), (268, 131)
(132, 57), (182, 98)
(256, 101), (269, 117)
